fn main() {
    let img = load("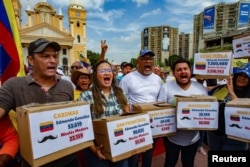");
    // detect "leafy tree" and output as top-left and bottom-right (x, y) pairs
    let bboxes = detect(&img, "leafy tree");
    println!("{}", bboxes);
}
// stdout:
(168, 55), (183, 67)
(87, 50), (101, 66)
(131, 58), (137, 67)
(189, 57), (194, 66)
